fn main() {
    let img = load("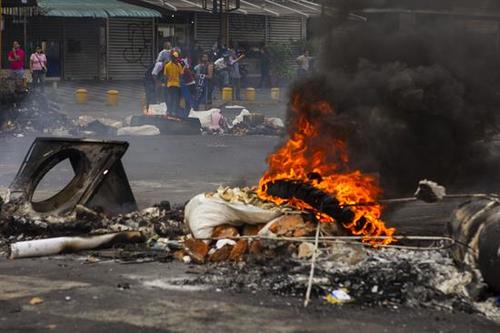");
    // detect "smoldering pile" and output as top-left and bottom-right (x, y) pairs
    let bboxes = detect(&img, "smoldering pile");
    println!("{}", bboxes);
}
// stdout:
(182, 244), (499, 321)
(0, 92), (75, 137)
